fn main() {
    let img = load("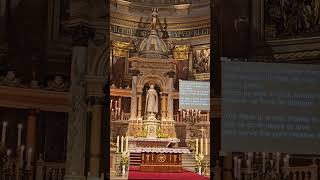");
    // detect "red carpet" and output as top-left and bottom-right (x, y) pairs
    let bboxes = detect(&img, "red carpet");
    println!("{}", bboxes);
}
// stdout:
(128, 166), (210, 180)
